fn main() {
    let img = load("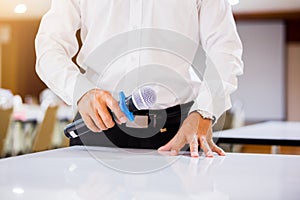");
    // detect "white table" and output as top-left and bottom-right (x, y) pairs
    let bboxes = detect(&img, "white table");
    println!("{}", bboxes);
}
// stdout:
(0, 146), (299, 200)
(214, 121), (300, 146)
